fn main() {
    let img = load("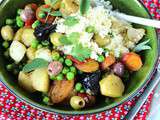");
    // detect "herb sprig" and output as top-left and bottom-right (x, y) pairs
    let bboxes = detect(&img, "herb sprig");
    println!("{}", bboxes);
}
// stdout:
(133, 39), (151, 52)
